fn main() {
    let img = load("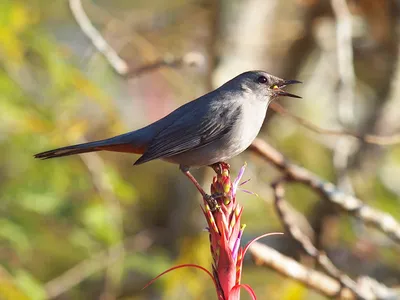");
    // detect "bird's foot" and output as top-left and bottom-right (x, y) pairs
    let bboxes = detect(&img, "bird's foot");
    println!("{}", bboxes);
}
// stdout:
(180, 165), (227, 210)
(204, 194), (219, 211)
(203, 193), (224, 211)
